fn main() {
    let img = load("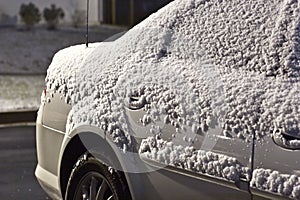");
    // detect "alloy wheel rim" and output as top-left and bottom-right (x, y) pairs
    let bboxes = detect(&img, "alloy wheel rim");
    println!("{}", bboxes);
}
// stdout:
(75, 171), (115, 200)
